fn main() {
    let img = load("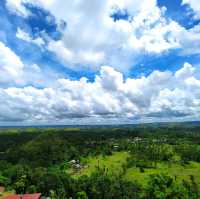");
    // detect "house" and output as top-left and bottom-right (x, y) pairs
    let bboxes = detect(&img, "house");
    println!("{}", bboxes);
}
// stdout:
(74, 164), (81, 169)
(132, 137), (142, 143)
(69, 159), (76, 164)
(4, 193), (41, 199)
